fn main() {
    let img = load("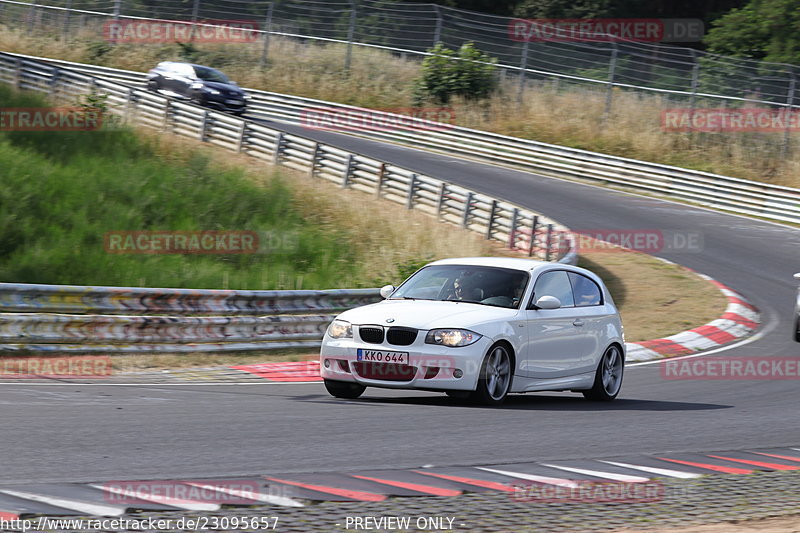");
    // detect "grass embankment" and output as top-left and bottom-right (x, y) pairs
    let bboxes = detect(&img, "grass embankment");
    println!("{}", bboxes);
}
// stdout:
(1, 24), (798, 188)
(0, 84), (500, 290)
